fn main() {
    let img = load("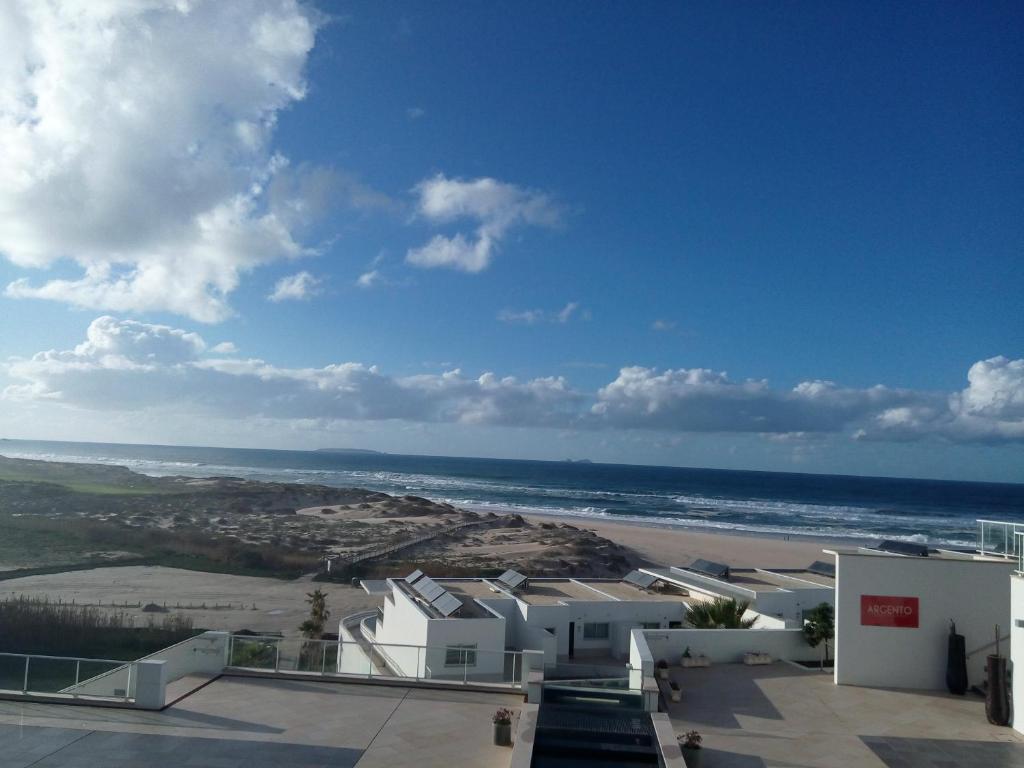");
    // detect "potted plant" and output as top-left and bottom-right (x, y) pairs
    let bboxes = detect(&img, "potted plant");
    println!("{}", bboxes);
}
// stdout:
(669, 680), (682, 702)
(492, 708), (513, 746)
(679, 730), (702, 766)
(656, 658), (669, 679)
